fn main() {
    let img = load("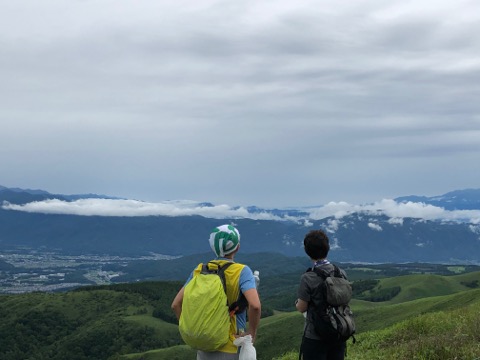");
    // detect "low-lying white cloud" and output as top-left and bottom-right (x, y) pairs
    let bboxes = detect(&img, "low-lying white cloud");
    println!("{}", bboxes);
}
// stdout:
(308, 199), (480, 224)
(469, 225), (480, 235)
(1, 199), (282, 220)
(368, 223), (383, 231)
(388, 217), (404, 225)
(2, 197), (480, 224)
(325, 219), (341, 233)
